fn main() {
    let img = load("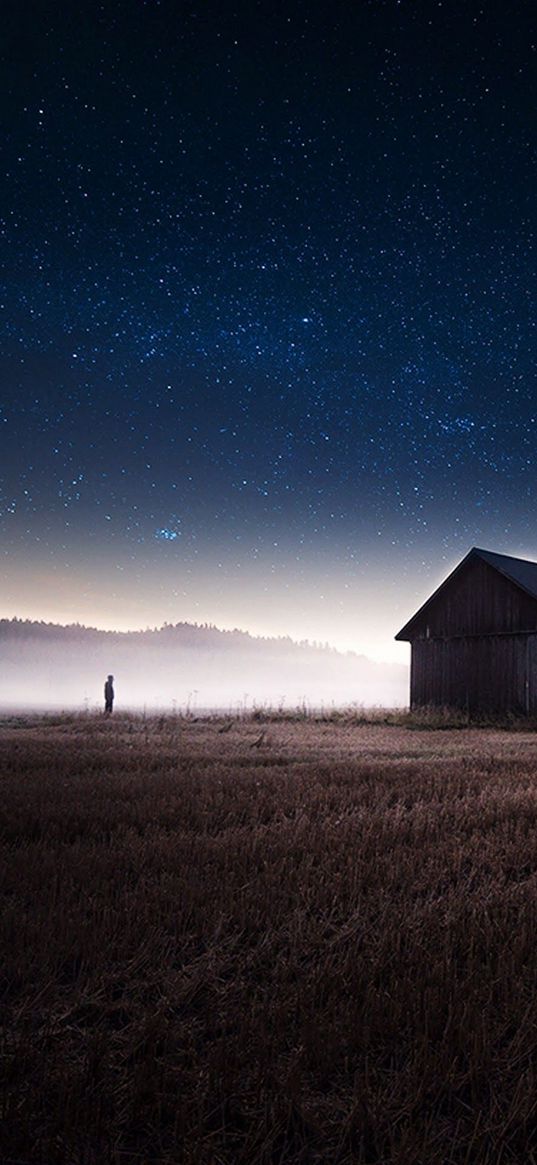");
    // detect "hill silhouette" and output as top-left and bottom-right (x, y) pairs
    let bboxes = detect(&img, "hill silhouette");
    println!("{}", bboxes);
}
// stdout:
(0, 618), (408, 710)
